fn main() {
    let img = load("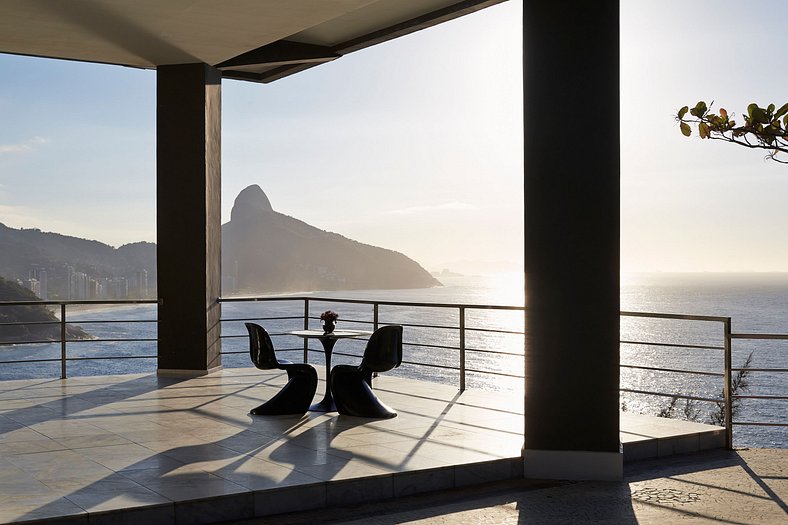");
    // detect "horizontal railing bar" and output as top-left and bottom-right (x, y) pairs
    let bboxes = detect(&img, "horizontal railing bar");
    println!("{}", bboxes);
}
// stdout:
(620, 310), (730, 322)
(620, 363), (724, 377)
(220, 333), (296, 340)
(386, 322), (457, 331)
(61, 319), (157, 324)
(620, 388), (722, 403)
(620, 340), (724, 351)
(319, 349), (523, 379)
(0, 320), (60, 327)
(65, 338), (158, 343)
(0, 358), (61, 365)
(65, 355), (156, 361)
(733, 395), (788, 400)
(400, 360), (462, 371)
(221, 349), (301, 355)
(466, 326), (525, 336)
(219, 296), (524, 311)
(731, 368), (788, 373)
(463, 367), (524, 379)
(464, 347), (524, 357)
(306, 317), (372, 324)
(0, 300), (158, 307)
(730, 333), (788, 340)
(301, 319), (523, 337)
(222, 316), (303, 322)
(0, 340), (62, 346)
(403, 342), (459, 352)
(732, 421), (788, 427)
